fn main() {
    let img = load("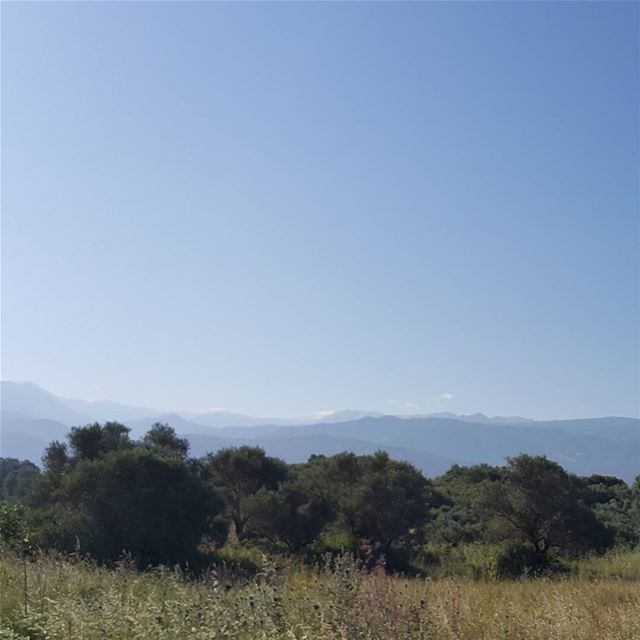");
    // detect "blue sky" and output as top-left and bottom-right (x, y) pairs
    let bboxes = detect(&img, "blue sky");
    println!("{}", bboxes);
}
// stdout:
(2, 2), (638, 419)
